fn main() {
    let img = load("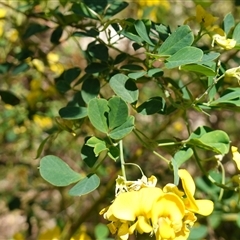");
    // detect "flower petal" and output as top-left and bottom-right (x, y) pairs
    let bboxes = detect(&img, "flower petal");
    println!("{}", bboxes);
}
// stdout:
(195, 199), (214, 216)
(151, 193), (185, 228)
(178, 169), (196, 196)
